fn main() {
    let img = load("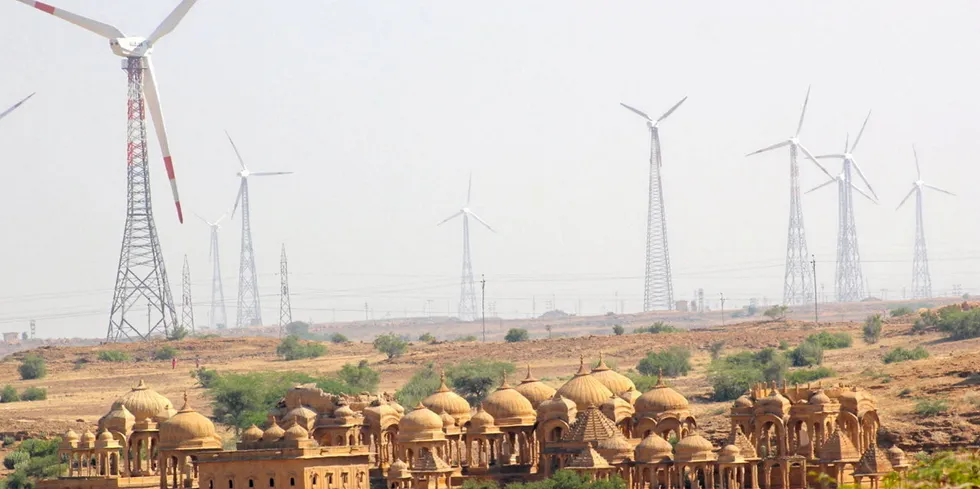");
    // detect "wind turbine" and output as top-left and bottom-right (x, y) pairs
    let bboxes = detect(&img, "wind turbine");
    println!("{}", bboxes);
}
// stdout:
(620, 96), (687, 312)
(14, 0), (199, 341)
(746, 86), (833, 306)
(896, 147), (954, 299)
(810, 113), (878, 302)
(0, 93), (35, 123)
(196, 213), (228, 329)
(226, 132), (292, 328)
(438, 174), (494, 321)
